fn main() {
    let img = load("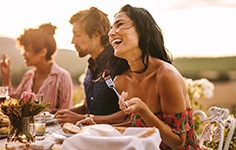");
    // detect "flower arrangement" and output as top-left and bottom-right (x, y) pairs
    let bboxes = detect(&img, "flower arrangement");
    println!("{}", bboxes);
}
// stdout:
(0, 91), (50, 143)
(184, 77), (214, 110)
